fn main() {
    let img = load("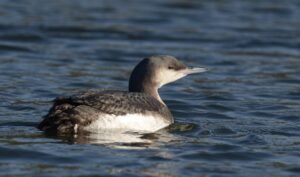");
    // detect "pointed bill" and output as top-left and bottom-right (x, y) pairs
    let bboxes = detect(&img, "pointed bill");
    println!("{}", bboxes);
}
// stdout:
(182, 67), (208, 75)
